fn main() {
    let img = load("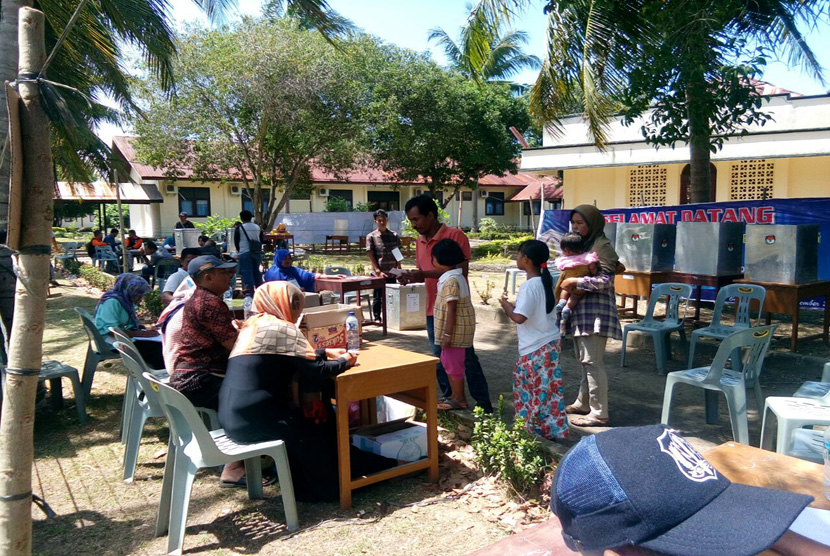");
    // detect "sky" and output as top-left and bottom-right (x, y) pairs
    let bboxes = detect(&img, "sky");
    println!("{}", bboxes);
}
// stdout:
(98, 0), (830, 143)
